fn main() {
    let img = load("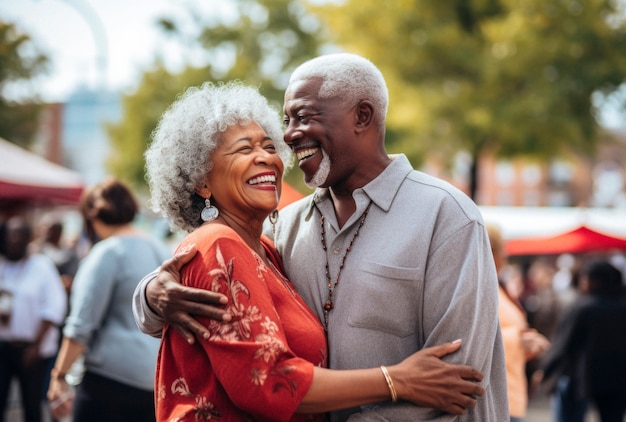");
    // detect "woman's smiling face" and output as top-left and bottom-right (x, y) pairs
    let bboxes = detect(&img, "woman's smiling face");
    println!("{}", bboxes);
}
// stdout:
(204, 120), (284, 219)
